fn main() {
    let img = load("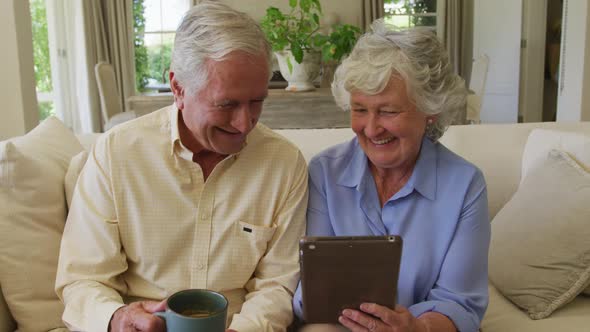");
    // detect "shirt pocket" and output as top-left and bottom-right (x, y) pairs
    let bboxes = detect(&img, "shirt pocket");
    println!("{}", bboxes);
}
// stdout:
(232, 221), (277, 273)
